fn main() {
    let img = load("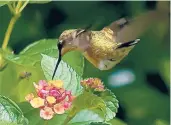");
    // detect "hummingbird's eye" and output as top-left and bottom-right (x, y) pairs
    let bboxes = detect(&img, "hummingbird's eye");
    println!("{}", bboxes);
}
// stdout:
(59, 39), (63, 43)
